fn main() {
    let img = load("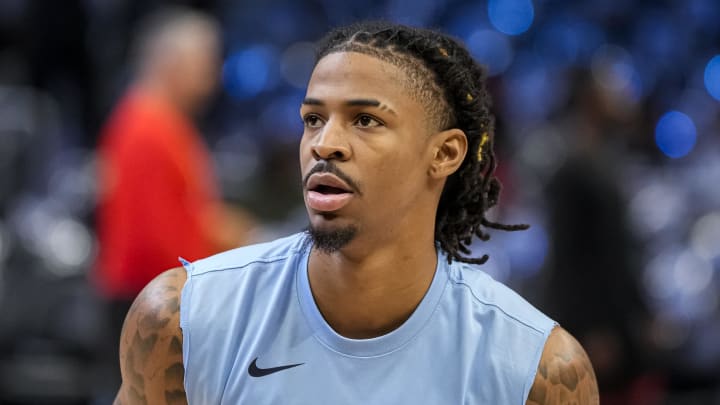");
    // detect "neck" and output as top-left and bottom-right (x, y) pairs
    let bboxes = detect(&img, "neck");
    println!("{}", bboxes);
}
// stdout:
(135, 75), (194, 116)
(307, 231), (438, 339)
